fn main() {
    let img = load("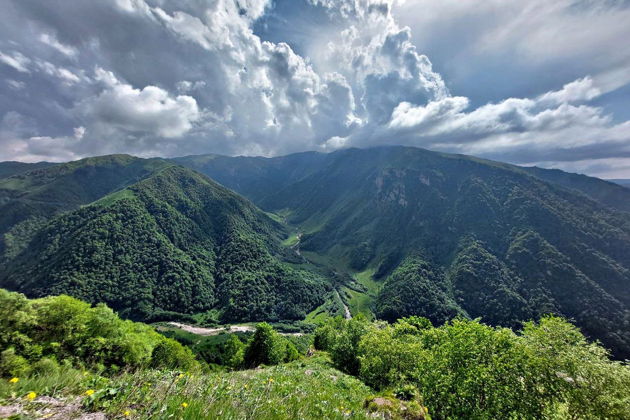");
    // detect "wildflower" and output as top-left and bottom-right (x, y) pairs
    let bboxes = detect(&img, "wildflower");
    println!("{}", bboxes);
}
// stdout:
(181, 402), (188, 408)
(123, 410), (131, 416)
(177, 373), (185, 379)
(25, 391), (37, 401)
(267, 378), (274, 383)
(85, 389), (95, 396)
(9, 377), (19, 384)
